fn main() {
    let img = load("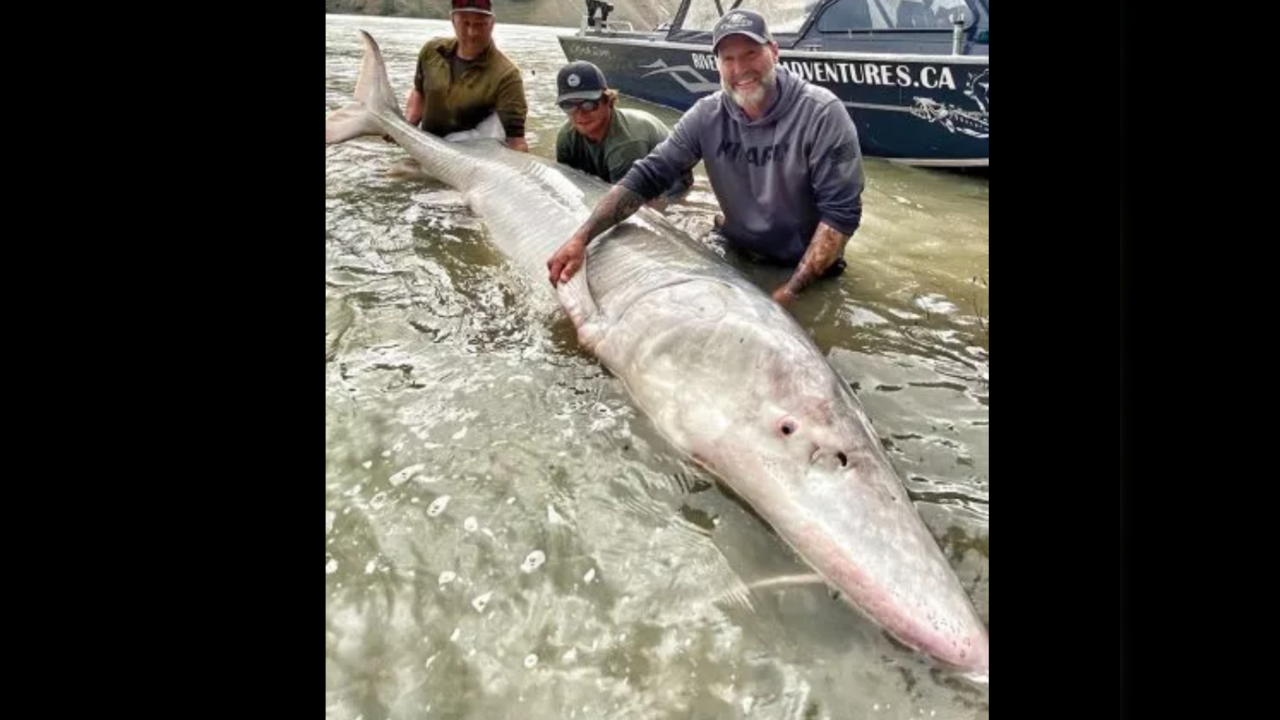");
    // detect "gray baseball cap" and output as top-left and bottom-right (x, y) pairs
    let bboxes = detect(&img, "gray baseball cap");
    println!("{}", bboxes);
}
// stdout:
(712, 9), (774, 53)
(557, 61), (608, 103)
